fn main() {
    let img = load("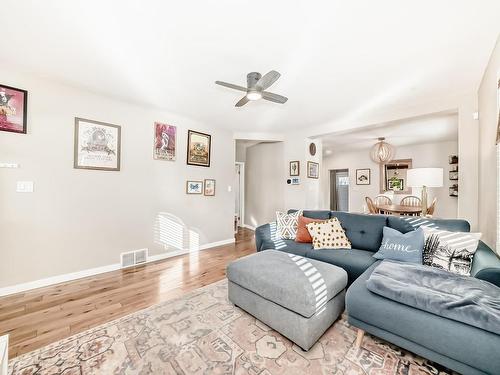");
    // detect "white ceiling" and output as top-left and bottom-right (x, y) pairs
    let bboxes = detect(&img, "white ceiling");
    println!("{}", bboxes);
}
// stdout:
(321, 112), (458, 153)
(1, 1), (499, 133)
